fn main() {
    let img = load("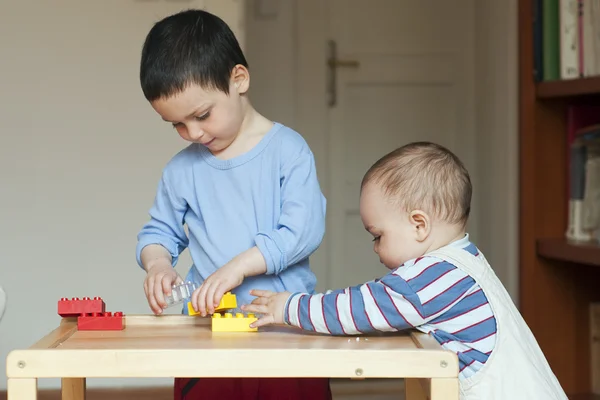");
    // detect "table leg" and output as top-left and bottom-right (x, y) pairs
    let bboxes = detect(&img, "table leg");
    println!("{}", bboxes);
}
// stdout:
(404, 378), (427, 400)
(430, 378), (459, 400)
(7, 378), (37, 400)
(62, 378), (86, 400)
